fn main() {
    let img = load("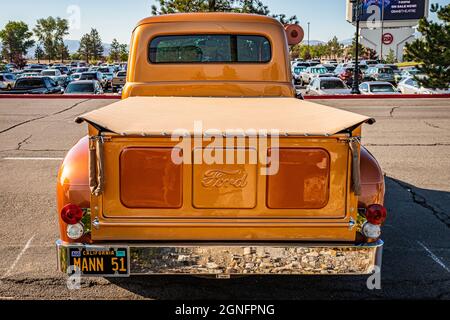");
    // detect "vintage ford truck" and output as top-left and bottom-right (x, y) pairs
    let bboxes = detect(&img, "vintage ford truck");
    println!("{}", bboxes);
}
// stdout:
(56, 13), (386, 277)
